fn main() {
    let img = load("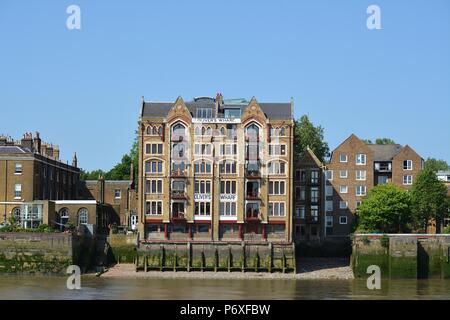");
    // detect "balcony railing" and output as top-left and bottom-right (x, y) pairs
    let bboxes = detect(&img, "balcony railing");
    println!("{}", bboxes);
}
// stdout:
(246, 170), (261, 179)
(374, 163), (392, 172)
(246, 191), (260, 200)
(171, 169), (187, 178)
(246, 211), (261, 220)
(171, 212), (186, 221)
(171, 190), (188, 199)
